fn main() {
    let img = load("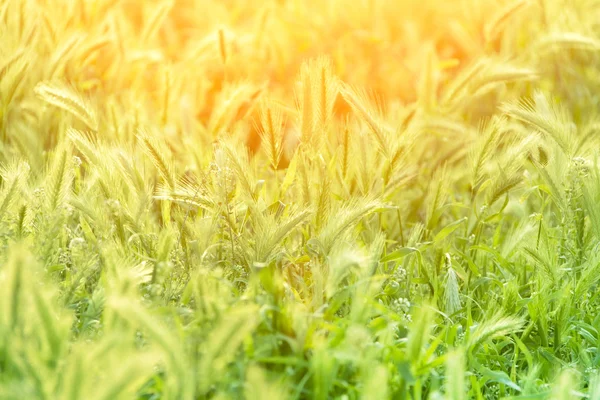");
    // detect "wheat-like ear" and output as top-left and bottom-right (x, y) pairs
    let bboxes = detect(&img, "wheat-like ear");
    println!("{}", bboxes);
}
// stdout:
(444, 264), (461, 316)
(68, 128), (101, 167)
(35, 82), (98, 131)
(484, 0), (531, 43)
(340, 120), (351, 179)
(441, 58), (487, 107)
(426, 165), (449, 230)
(441, 59), (537, 111)
(221, 140), (256, 201)
(484, 133), (532, 206)
(218, 28), (228, 64)
(318, 197), (384, 254)
(536, 31), (600, 52)
(315, 171), (331, 231)
(257, 100), (285, 170)
(137, 130), (175, 190)
(75, 36), (112, 67)
(469, 117), (503, 196)
(0, 48), (25, 81)
(254, 207), (311, 264)
(469, 62), (537, 97)
(502, 91), (575, 156)
(466, 312), (524, 352)
(48, 33), (85, 79)
(0, 161), (29, 222)
(2, 56), (29, 107)
(45, 147), (73, 211)
(154, 175), (214, 210)
(209, 82), (264, 136)
(140, 0), (174, 46)
(311, 56), (338, 134)
(574, 255), (600, 303)
(339, 83), (389, 157)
